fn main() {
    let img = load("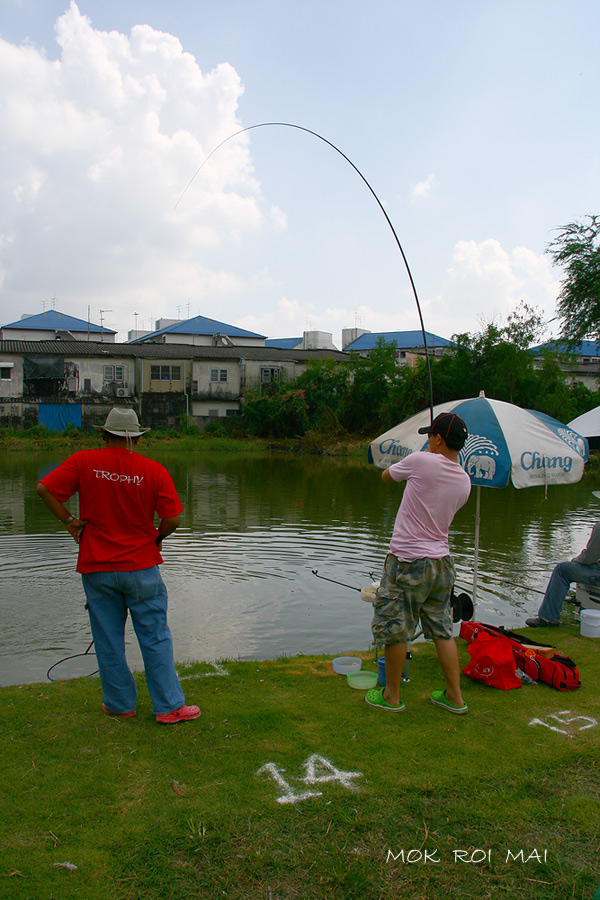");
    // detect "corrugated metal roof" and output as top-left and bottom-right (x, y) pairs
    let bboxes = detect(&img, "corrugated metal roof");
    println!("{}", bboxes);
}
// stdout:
(344, 330), (452, 350)
(2, 310), (114, 334)
(0, 340), (349, 363)
(530, 340), (600, 357)
(130, 314), (266, 342)
(265, 338), (303, 349)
